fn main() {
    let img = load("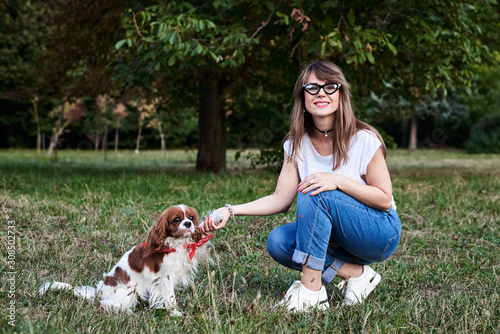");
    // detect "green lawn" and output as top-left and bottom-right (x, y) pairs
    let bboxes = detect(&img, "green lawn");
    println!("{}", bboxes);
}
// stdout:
(1, 149), (498, 333)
